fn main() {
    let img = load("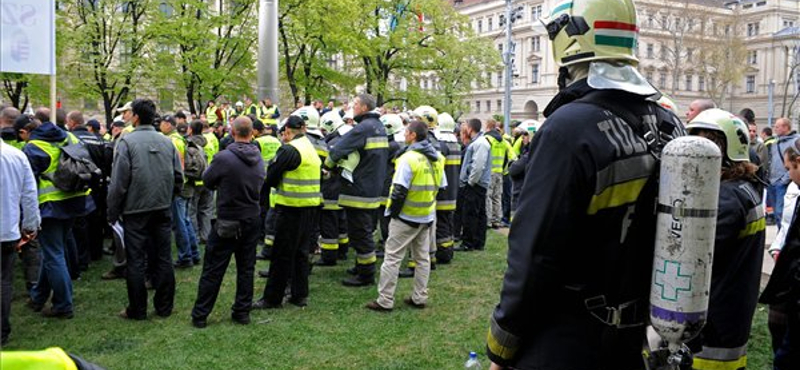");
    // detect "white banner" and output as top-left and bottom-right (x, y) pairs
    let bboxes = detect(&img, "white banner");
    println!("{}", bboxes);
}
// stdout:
(0, 0), (56, 75)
